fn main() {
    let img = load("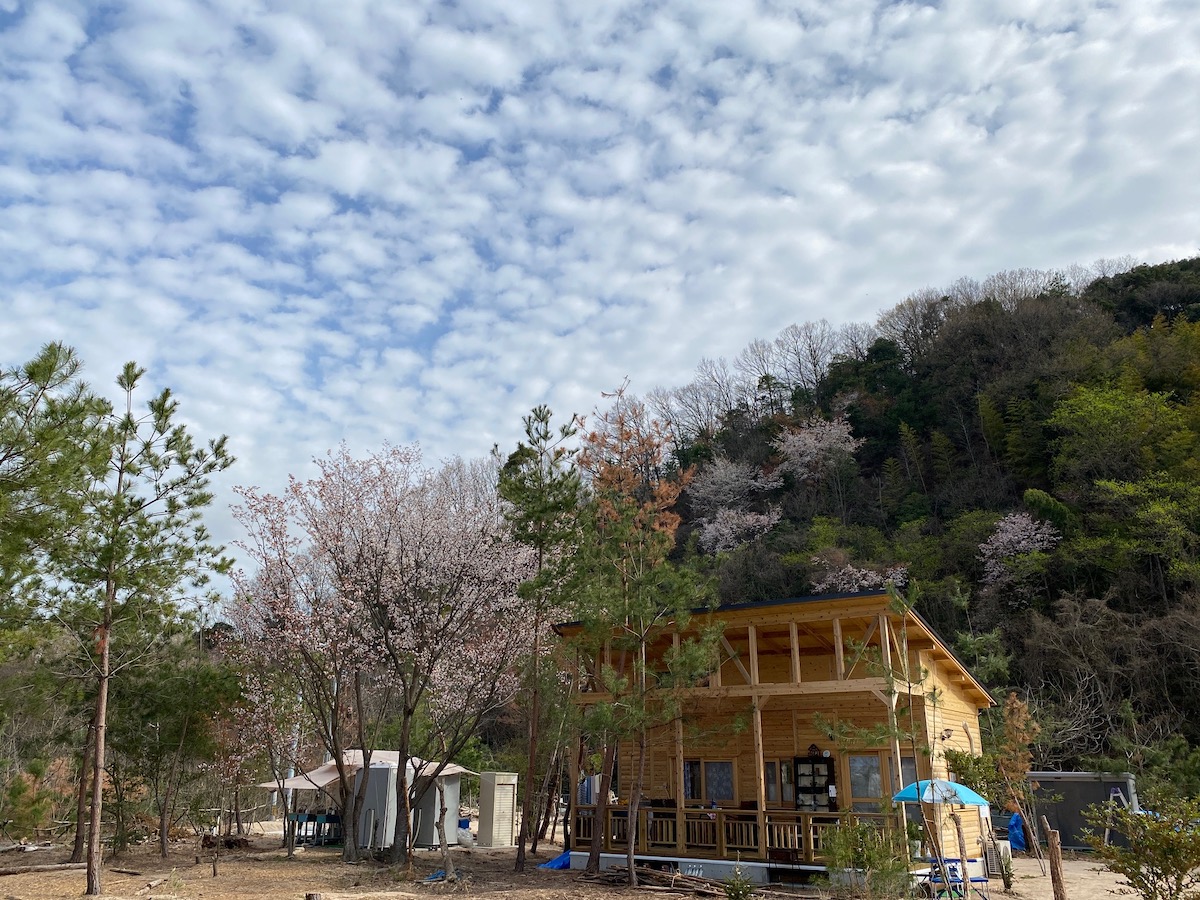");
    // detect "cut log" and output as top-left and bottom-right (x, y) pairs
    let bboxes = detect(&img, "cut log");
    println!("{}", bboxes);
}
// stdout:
(0, 862), (87, 876)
